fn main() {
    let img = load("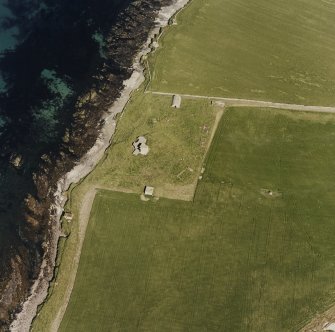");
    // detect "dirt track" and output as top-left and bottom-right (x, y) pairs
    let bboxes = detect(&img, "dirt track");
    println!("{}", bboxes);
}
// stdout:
(150, 91), (335, 113)
(50, 188), (97, 332)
